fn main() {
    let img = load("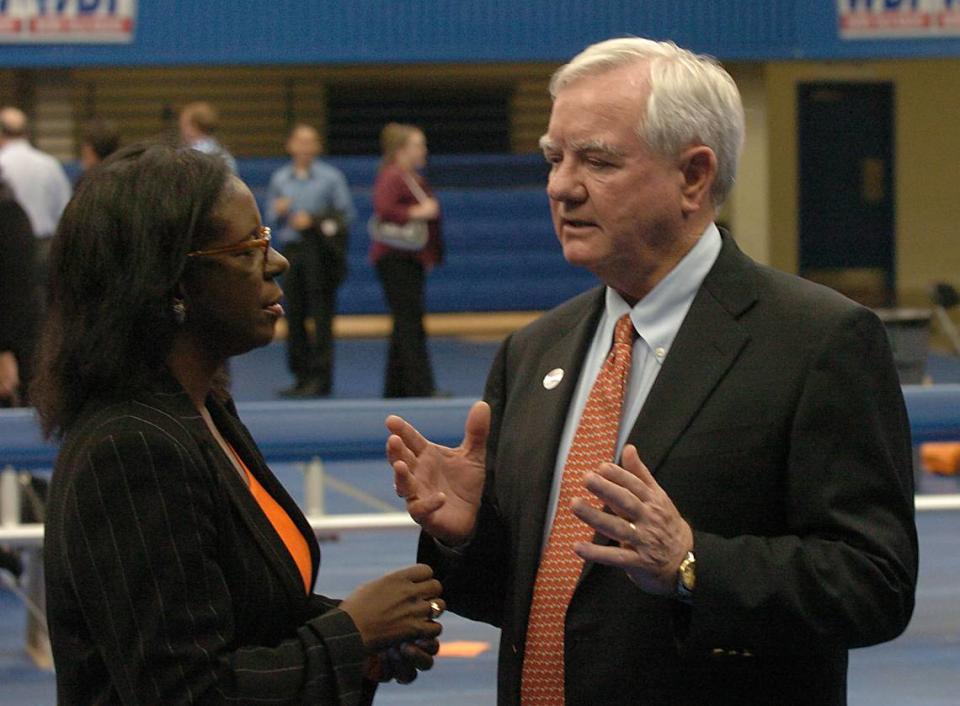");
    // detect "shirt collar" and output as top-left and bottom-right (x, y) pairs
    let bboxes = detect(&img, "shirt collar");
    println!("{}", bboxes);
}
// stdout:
(0, 138), (30, 154)
(604, 222), (722, 358)
(287, 161), (318, 180)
